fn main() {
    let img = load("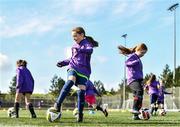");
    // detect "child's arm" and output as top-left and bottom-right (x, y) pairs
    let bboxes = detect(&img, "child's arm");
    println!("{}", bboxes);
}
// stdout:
(164, 91), (173, 94)
(16, 69), (23, 89)
(144, 85), (149, 94)
(57, 59), (70, 67)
